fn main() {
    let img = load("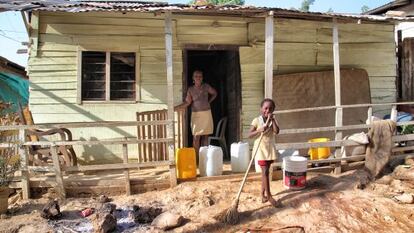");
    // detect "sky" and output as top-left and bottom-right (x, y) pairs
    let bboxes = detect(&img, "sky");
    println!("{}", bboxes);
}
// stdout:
(0, 0), (392, 67)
